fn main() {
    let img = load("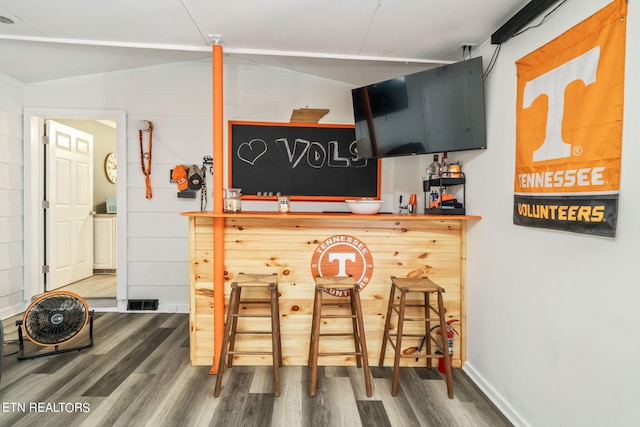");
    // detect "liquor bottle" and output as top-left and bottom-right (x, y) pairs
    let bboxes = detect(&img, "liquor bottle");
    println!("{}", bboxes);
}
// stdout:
(427, 154), (441, 180)
(439, 152), (449, 177)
